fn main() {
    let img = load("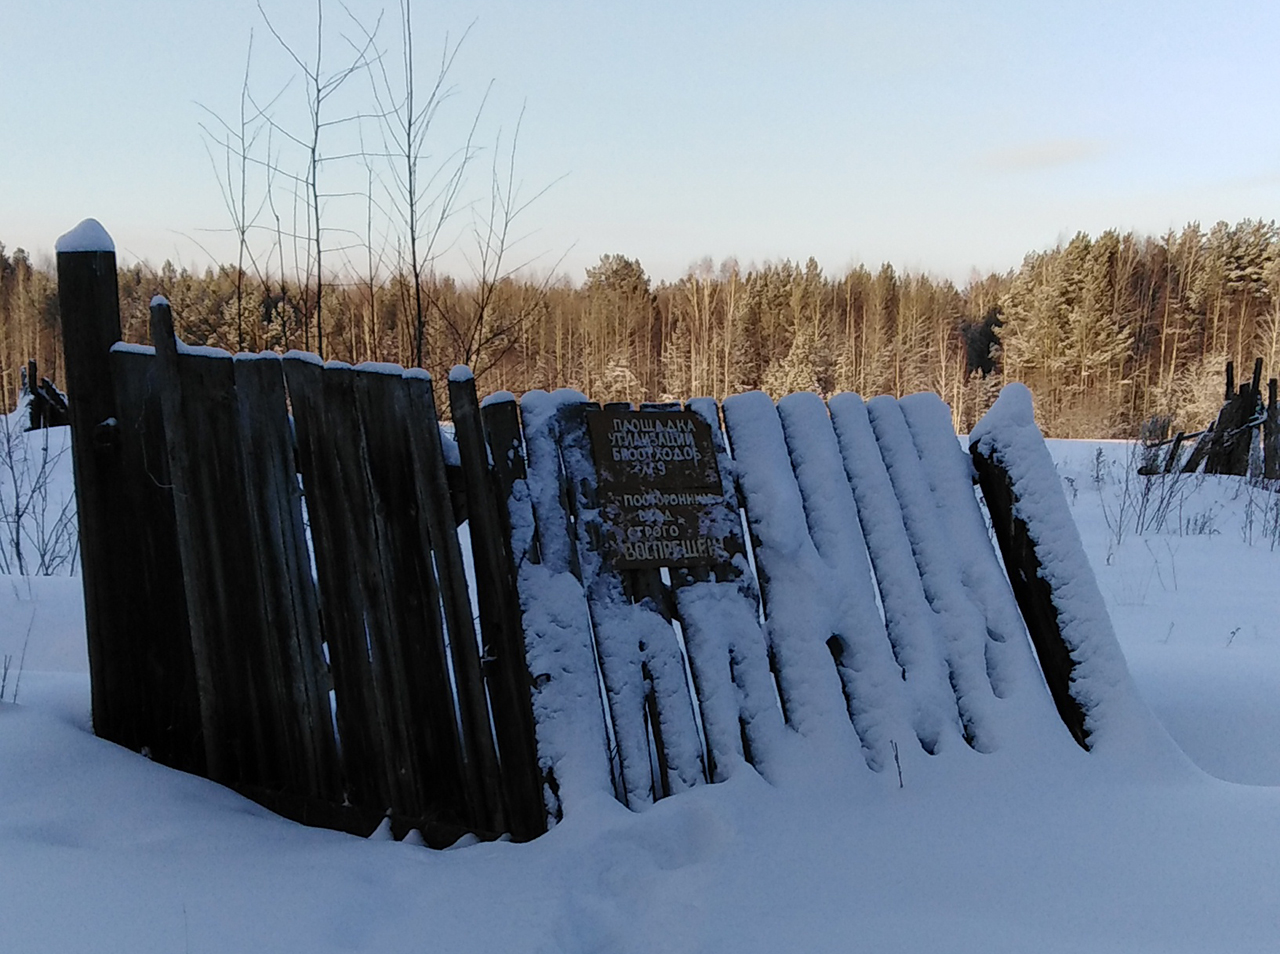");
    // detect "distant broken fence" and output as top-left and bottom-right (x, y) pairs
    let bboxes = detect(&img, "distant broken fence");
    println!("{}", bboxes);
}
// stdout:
(58, 239), (1108, 845)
